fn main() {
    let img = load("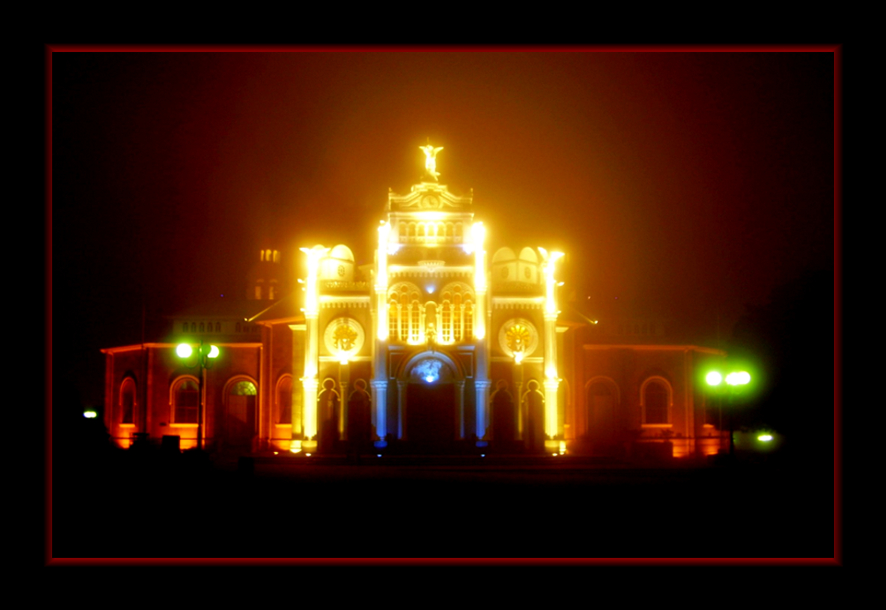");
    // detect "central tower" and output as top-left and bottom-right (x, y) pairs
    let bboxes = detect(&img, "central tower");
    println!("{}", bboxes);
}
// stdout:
(371, 145), (490, 449)
(297, 144), (563, 455)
